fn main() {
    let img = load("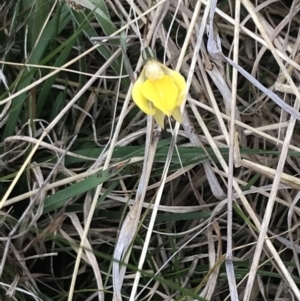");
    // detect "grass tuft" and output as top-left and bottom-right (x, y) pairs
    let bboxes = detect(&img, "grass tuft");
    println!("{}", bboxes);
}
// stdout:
(1, 1), (300, 300)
